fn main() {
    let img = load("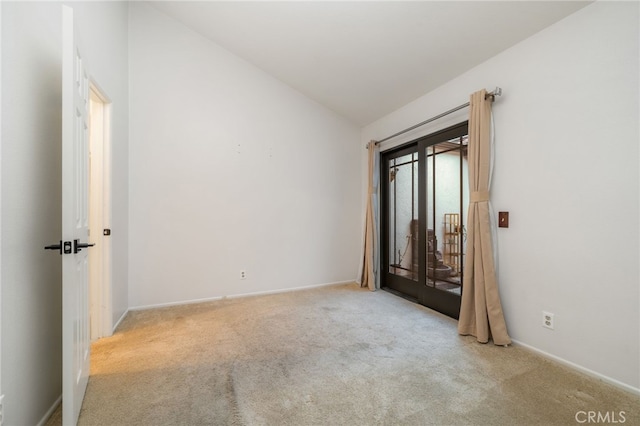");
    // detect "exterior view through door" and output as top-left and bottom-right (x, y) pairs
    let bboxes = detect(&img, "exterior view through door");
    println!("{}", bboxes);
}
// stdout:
(381, 122), (469, 319)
